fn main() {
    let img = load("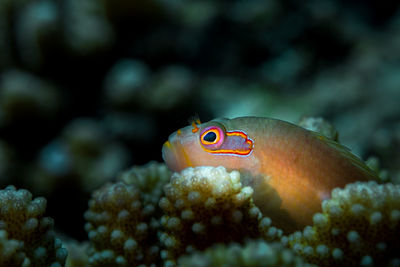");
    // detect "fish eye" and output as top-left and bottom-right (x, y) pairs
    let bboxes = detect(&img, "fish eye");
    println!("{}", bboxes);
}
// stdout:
(199, 125), (225, 148)
(200, 128), (220, 145)
(203, 131), (216, 142)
